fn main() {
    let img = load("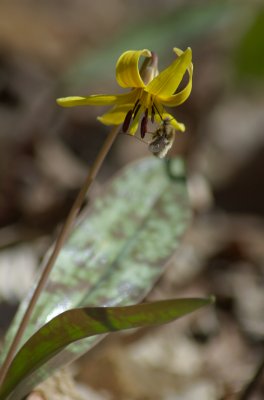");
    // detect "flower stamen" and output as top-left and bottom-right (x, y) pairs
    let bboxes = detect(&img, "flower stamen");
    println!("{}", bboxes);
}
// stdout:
(153, 102), (163, 121)
(140, 109), (148, 139)
(122, 109), (133, 132)
(57, 47), (193, 137)
(133, 102), (141, 118)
